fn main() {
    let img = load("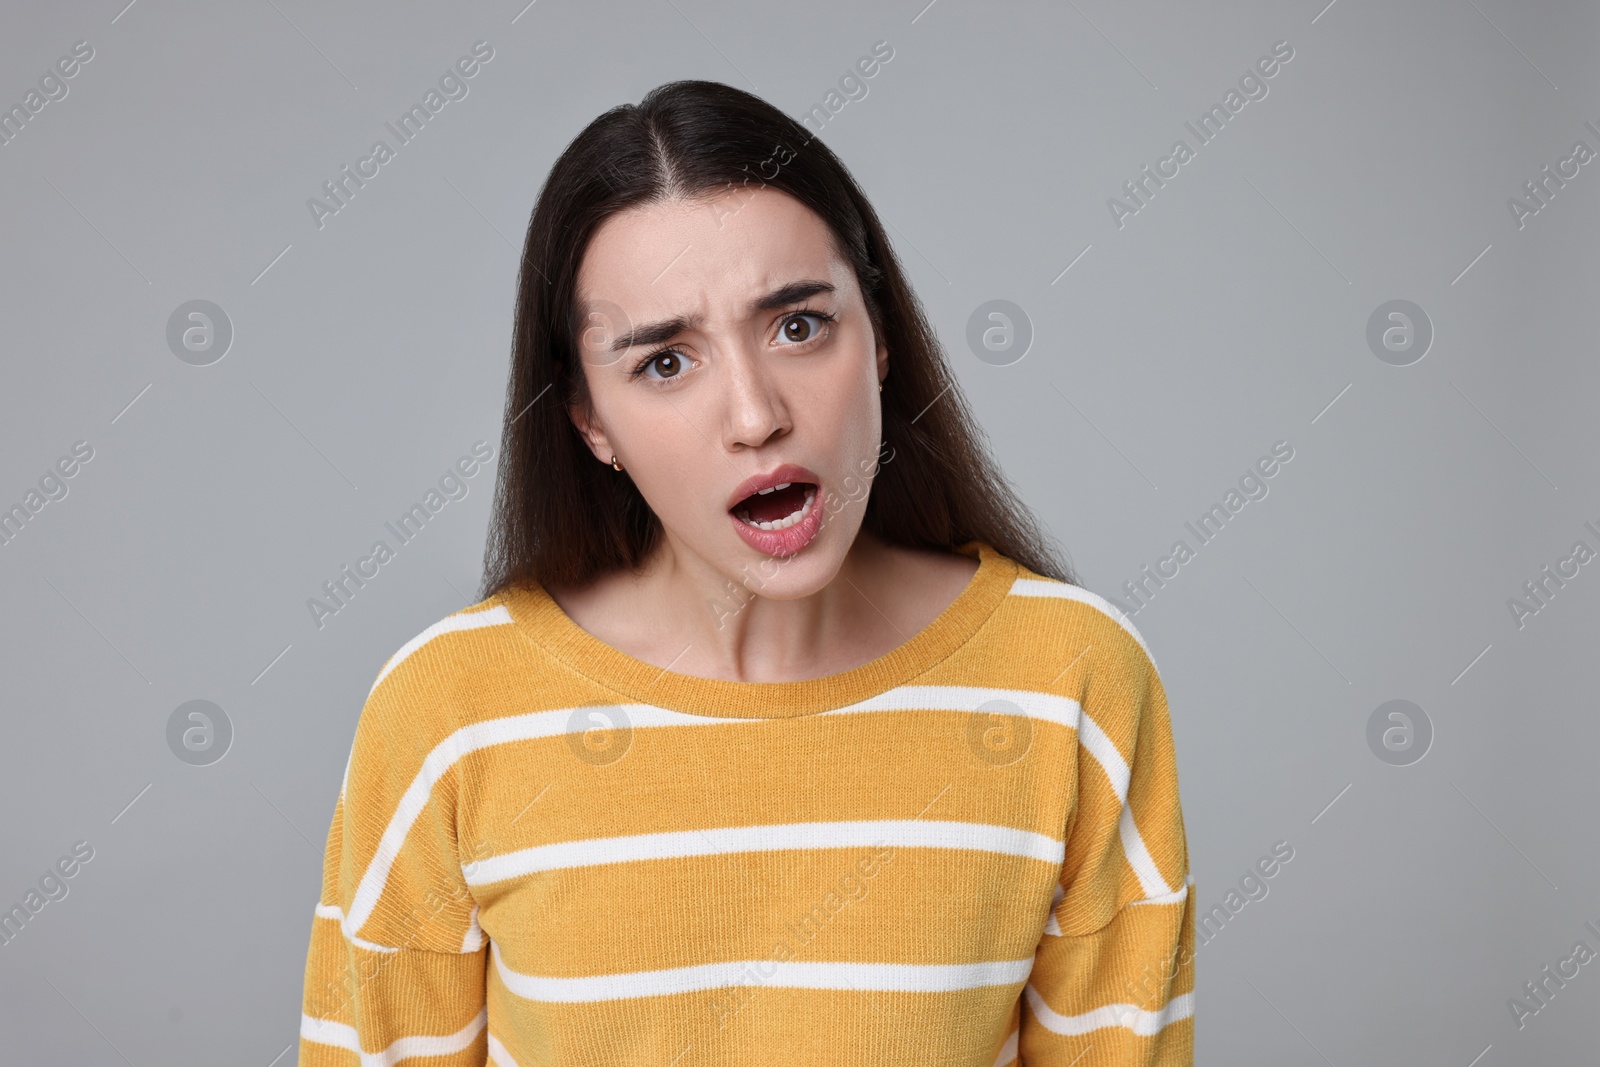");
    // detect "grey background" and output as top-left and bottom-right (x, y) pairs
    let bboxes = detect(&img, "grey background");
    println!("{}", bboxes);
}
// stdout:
(1, 0), (1595, 1063)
